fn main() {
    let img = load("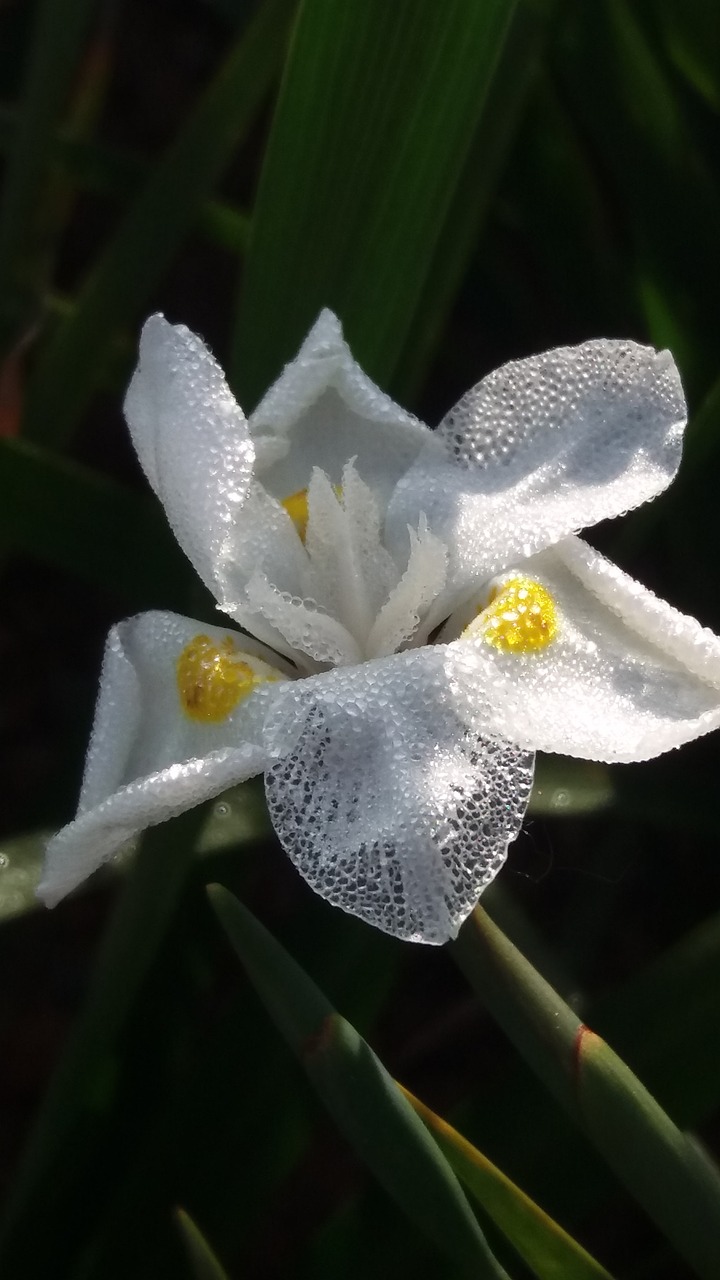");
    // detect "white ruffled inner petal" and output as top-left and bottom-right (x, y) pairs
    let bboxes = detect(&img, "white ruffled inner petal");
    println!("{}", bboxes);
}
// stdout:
(124, 316), (255, 598)
(263, 649), (534, 944)
(217, 481), (313, 612)
(39, 611), (284, 905)
(368, 516), (447, 657)
(303, 468), (375, 646)
(452, 539), (720, 762)
(243, 571), (363, 668)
